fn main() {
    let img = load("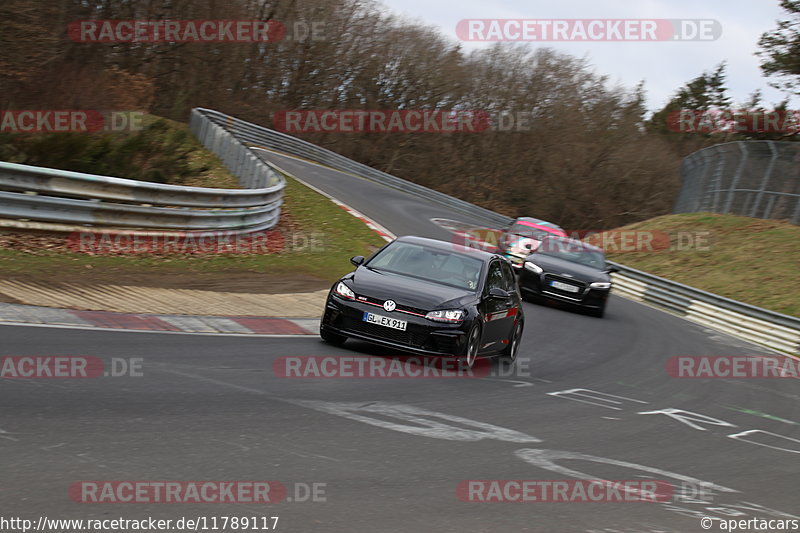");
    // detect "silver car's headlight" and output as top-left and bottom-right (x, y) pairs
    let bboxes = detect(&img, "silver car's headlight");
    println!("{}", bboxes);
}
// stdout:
(425, 309), (465, 323)
(524, 262), (543, 274)
(590, 281), (611, 289)
(334, 281), (355, 299)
